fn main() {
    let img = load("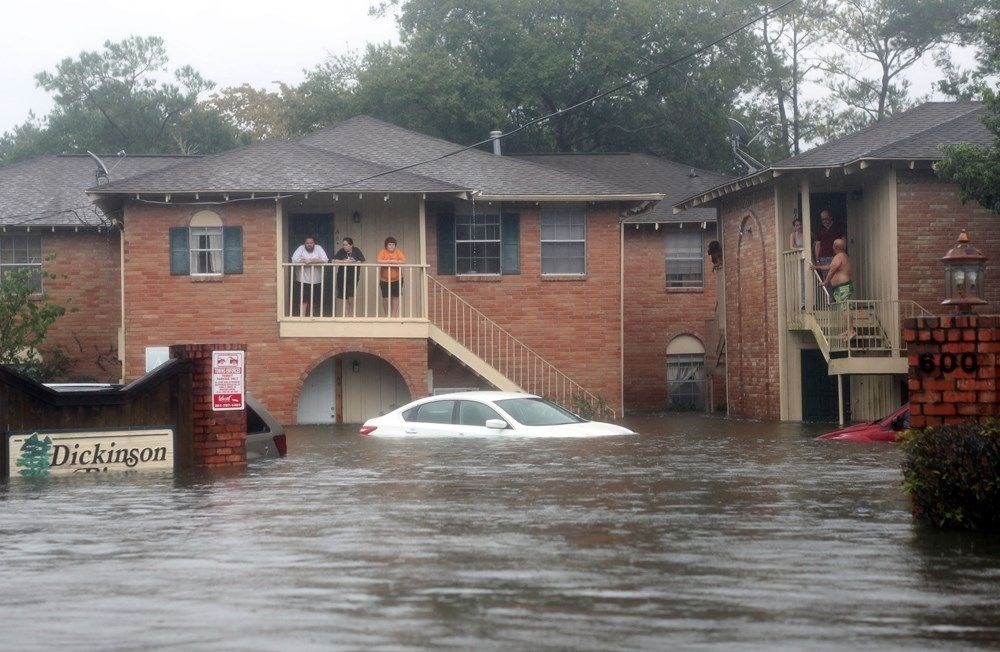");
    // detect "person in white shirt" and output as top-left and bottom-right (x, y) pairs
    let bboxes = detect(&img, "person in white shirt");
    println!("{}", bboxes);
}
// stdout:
(291, 236), (329, 316)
